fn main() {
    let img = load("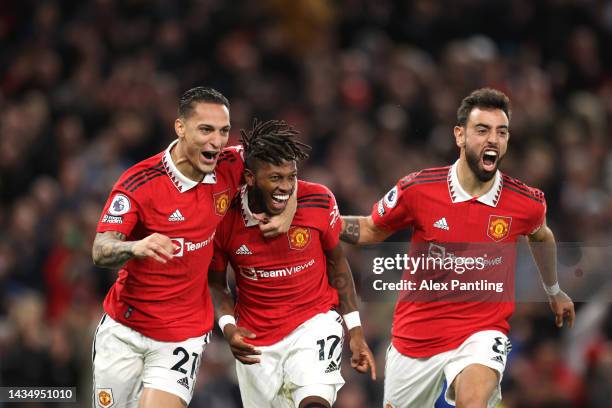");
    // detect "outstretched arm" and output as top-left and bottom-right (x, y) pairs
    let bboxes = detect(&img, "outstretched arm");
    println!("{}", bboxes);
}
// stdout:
(92, 231), (174, 268)
(528, 220), (575, 328)
(340, 216), (391, 245)
(326, 244), (376, 380)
